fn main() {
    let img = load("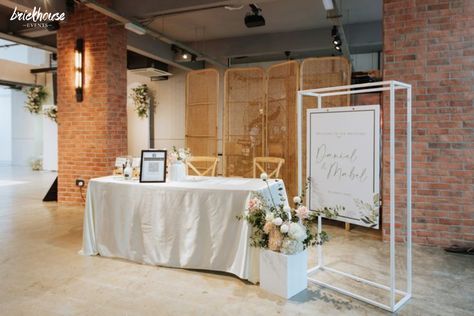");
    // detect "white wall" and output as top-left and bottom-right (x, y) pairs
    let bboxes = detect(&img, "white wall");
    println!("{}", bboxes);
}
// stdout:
(0, 88), (12, 163)
(11, 90), (43, 166)
(127, 68), (187, 157)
